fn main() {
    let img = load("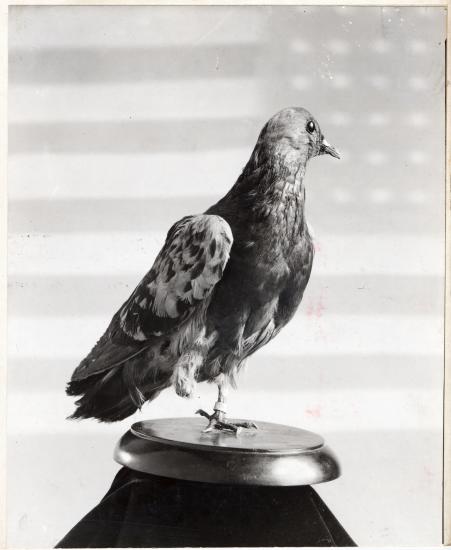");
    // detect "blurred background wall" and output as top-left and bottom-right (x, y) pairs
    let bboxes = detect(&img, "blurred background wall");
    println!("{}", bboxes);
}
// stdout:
(8, 5), (446, 547)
